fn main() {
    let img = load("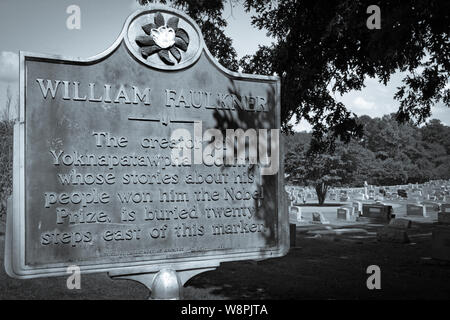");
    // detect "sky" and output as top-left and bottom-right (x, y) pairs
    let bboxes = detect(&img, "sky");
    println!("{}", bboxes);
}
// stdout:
(0, 0), (448, 130)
